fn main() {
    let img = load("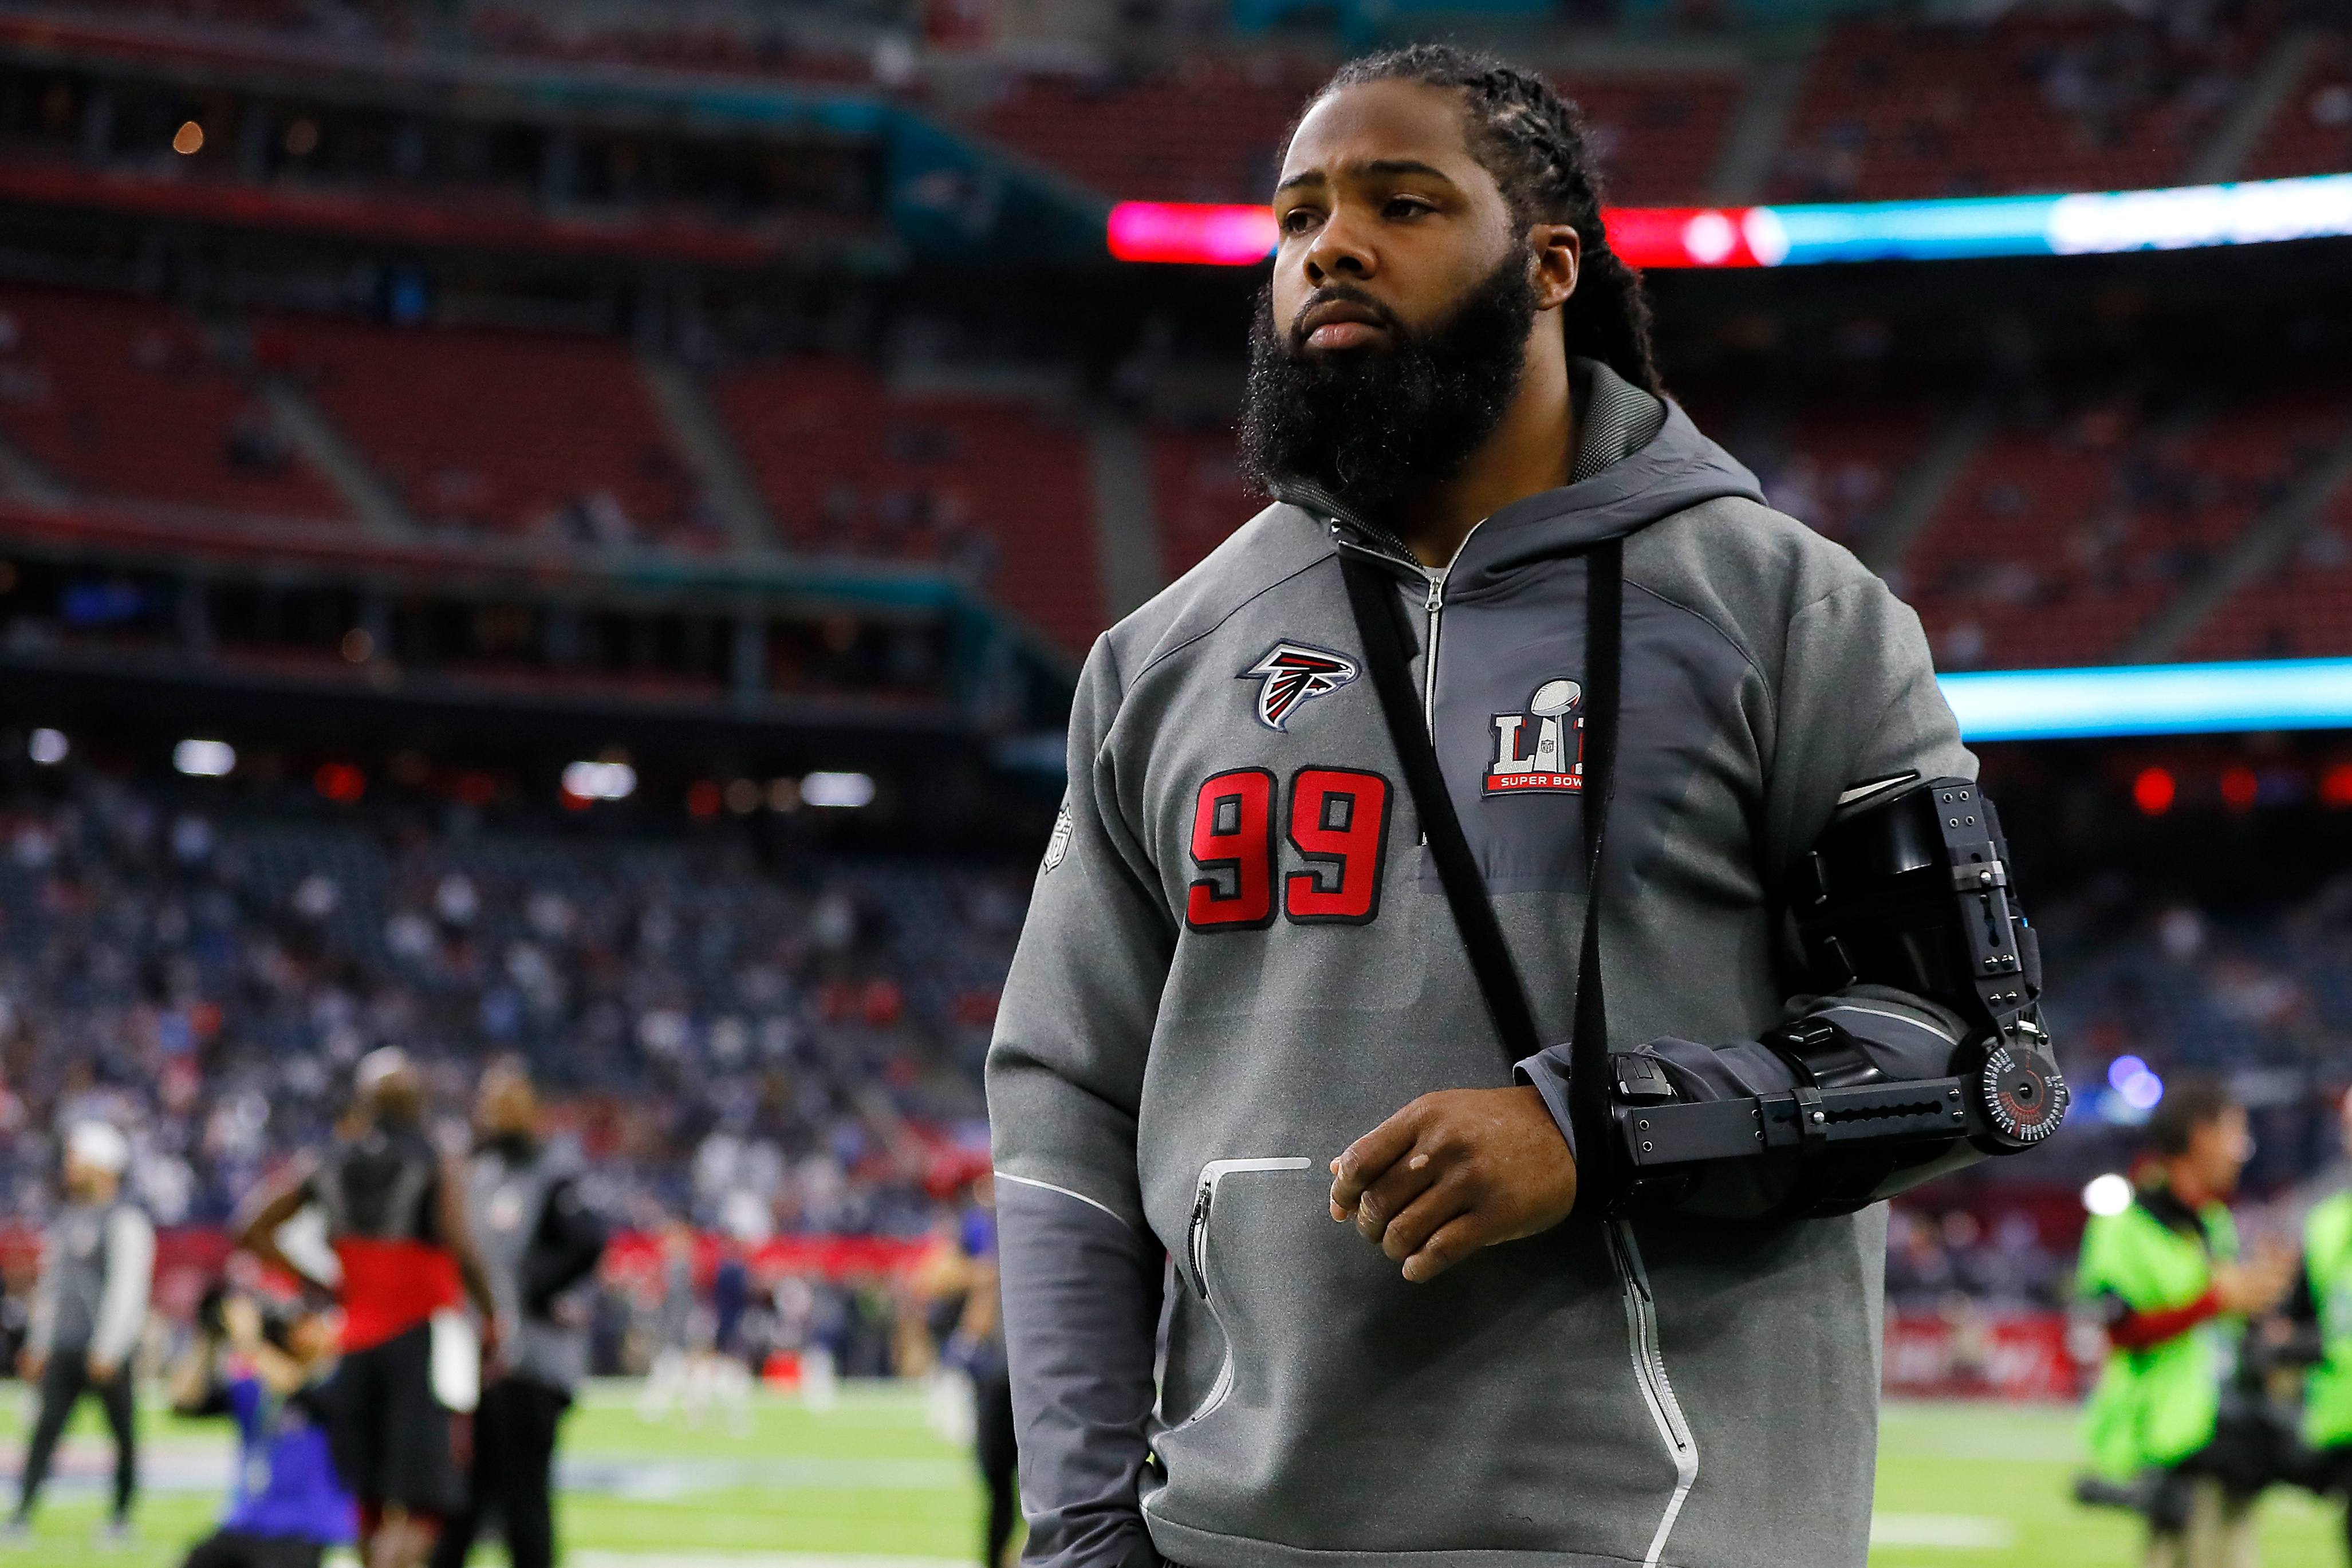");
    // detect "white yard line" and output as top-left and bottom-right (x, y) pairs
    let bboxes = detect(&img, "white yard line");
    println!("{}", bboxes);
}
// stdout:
(1869, 1512), (2018, 1549)
(572, 1555), (968, 1568)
